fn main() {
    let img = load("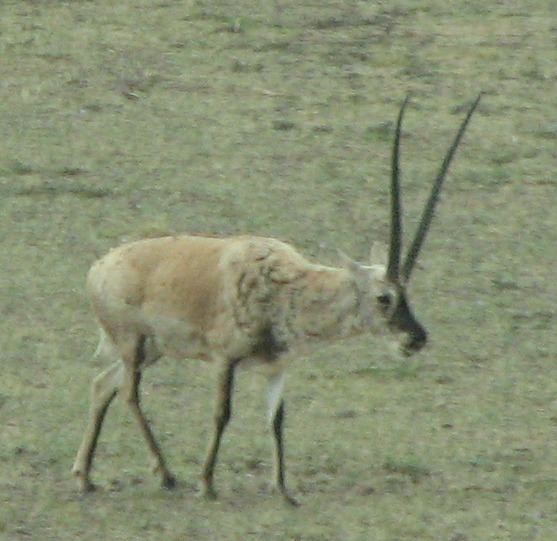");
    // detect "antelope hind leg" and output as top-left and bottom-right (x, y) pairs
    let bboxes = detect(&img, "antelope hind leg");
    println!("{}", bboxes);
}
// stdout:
(72, 361), (123, 492)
